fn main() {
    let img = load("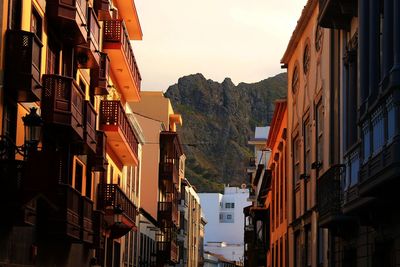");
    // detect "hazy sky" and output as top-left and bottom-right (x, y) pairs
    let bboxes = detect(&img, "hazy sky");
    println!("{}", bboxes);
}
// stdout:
(133, 0), (308, 91)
